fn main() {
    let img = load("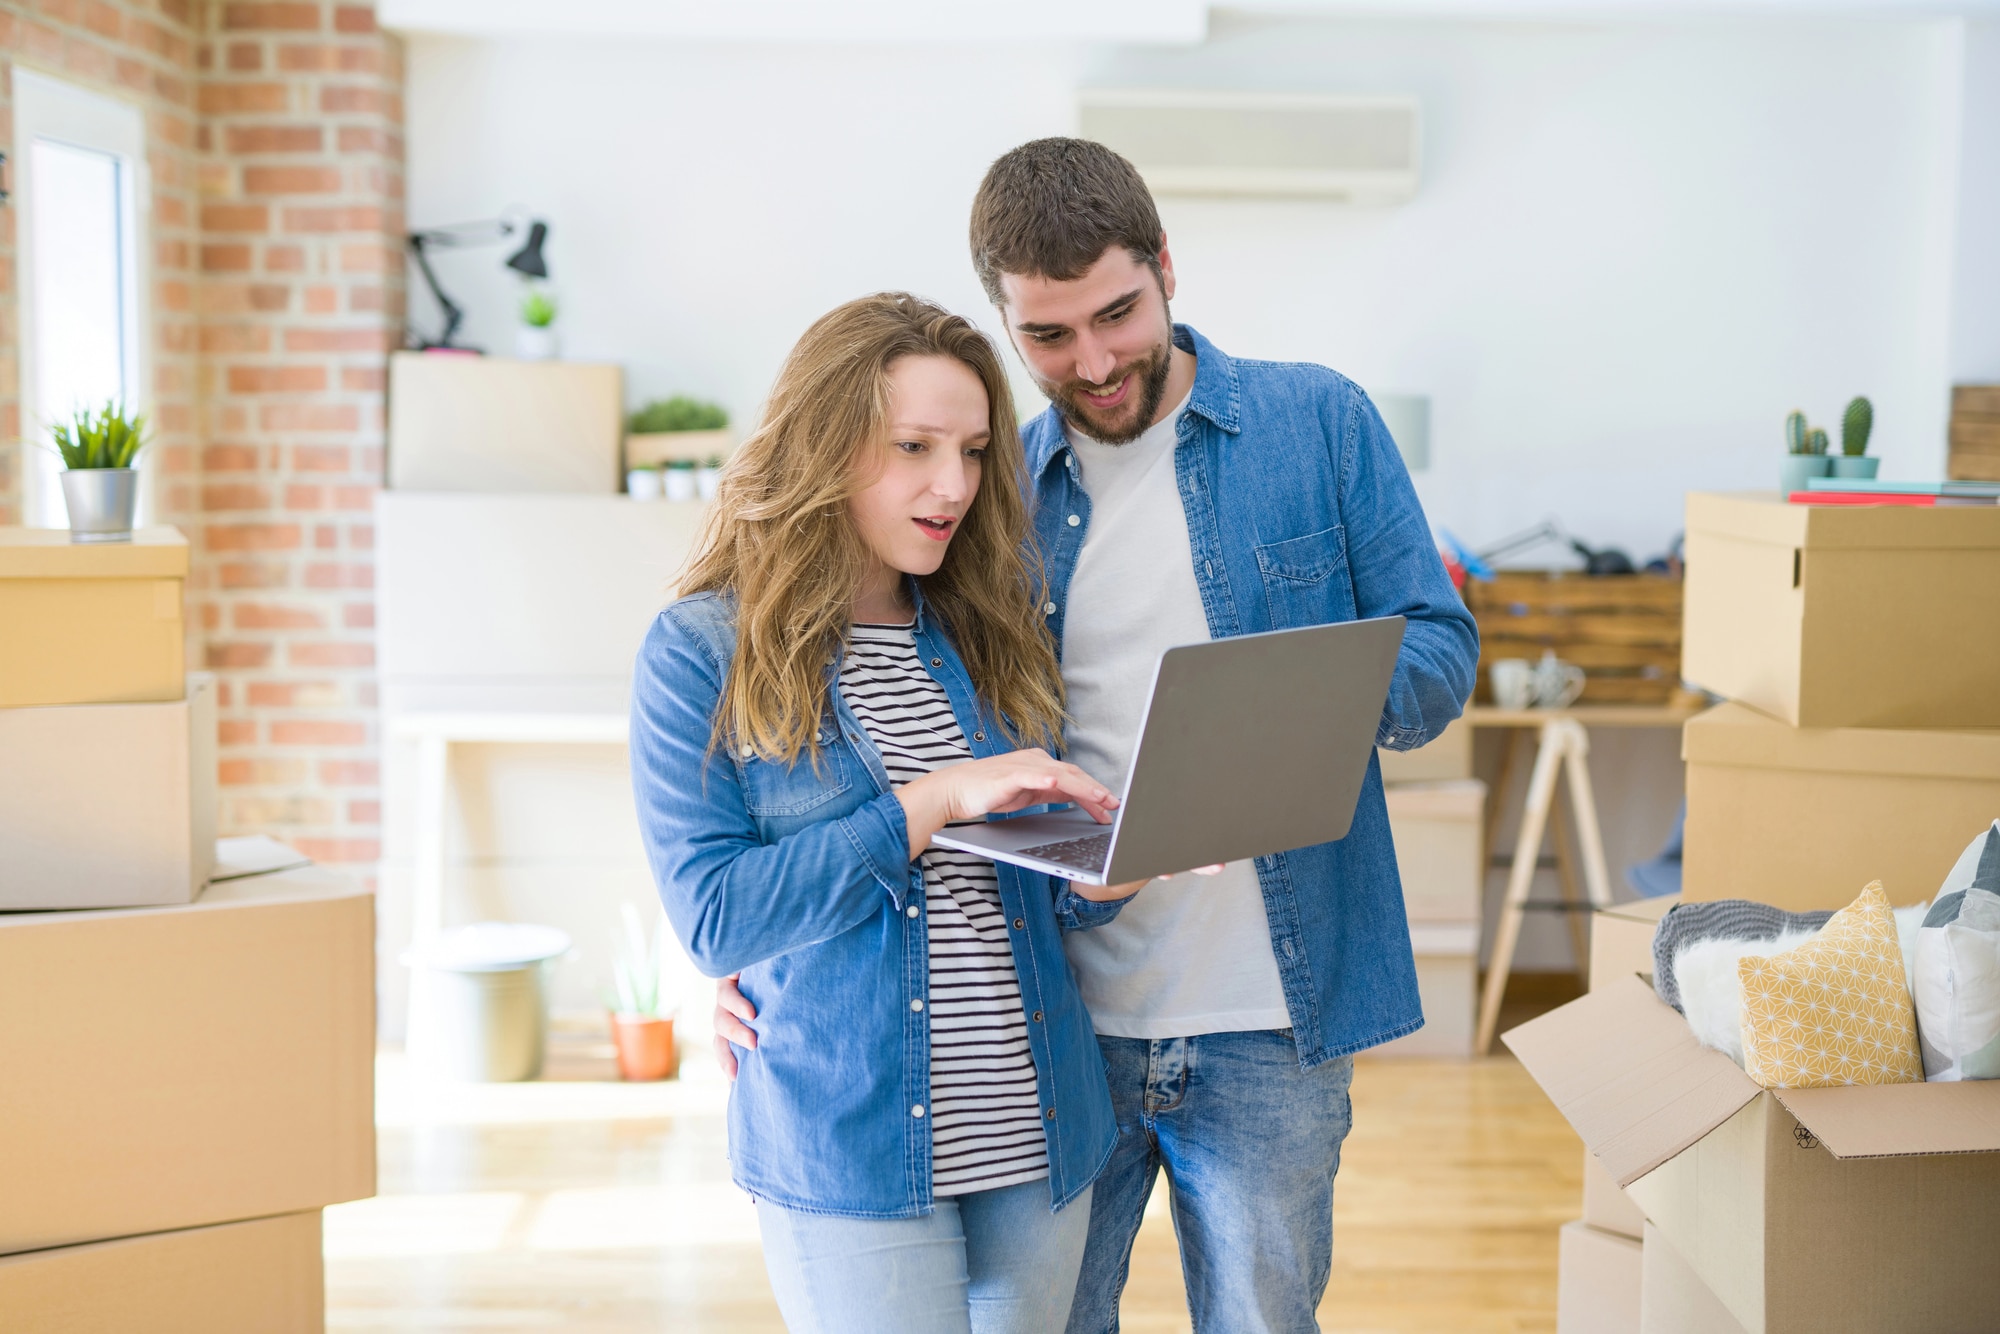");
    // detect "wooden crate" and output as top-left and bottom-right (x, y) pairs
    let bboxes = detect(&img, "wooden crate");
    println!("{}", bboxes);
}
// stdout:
(1950, 385), (2000, 483)
(1465, 570), (1683, 704)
